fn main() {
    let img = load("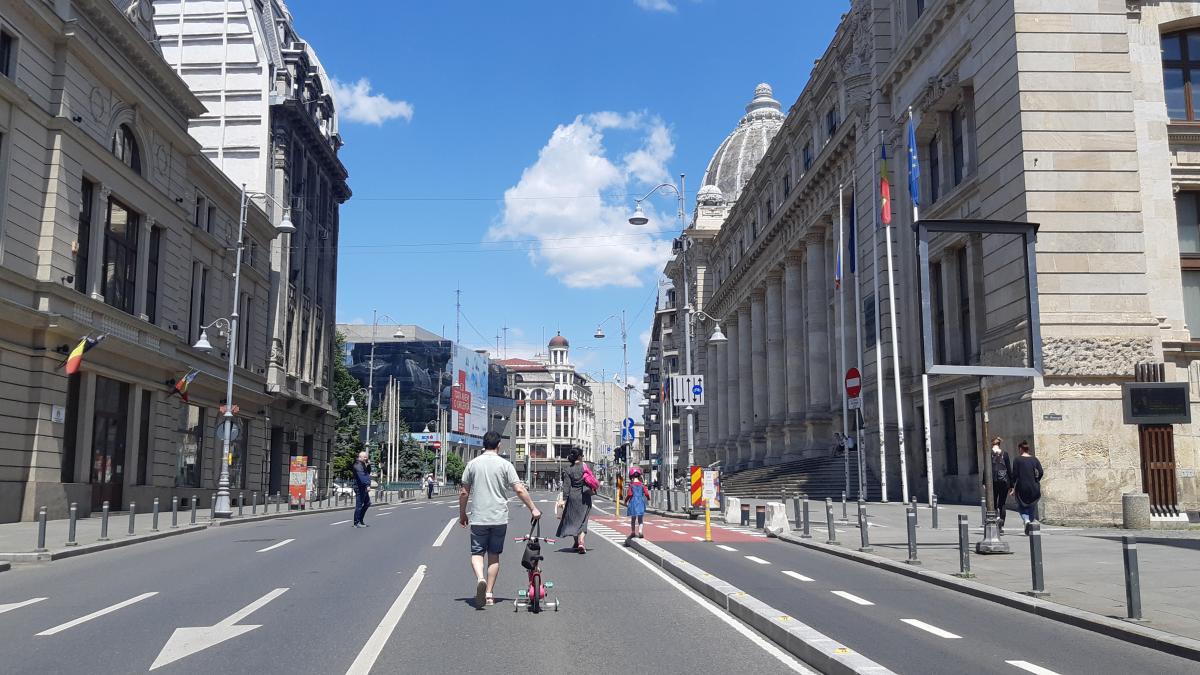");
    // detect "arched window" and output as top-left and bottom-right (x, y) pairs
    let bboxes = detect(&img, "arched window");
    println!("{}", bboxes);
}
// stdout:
(111, 124), (140, 173)
(531, 388), (548, 401)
